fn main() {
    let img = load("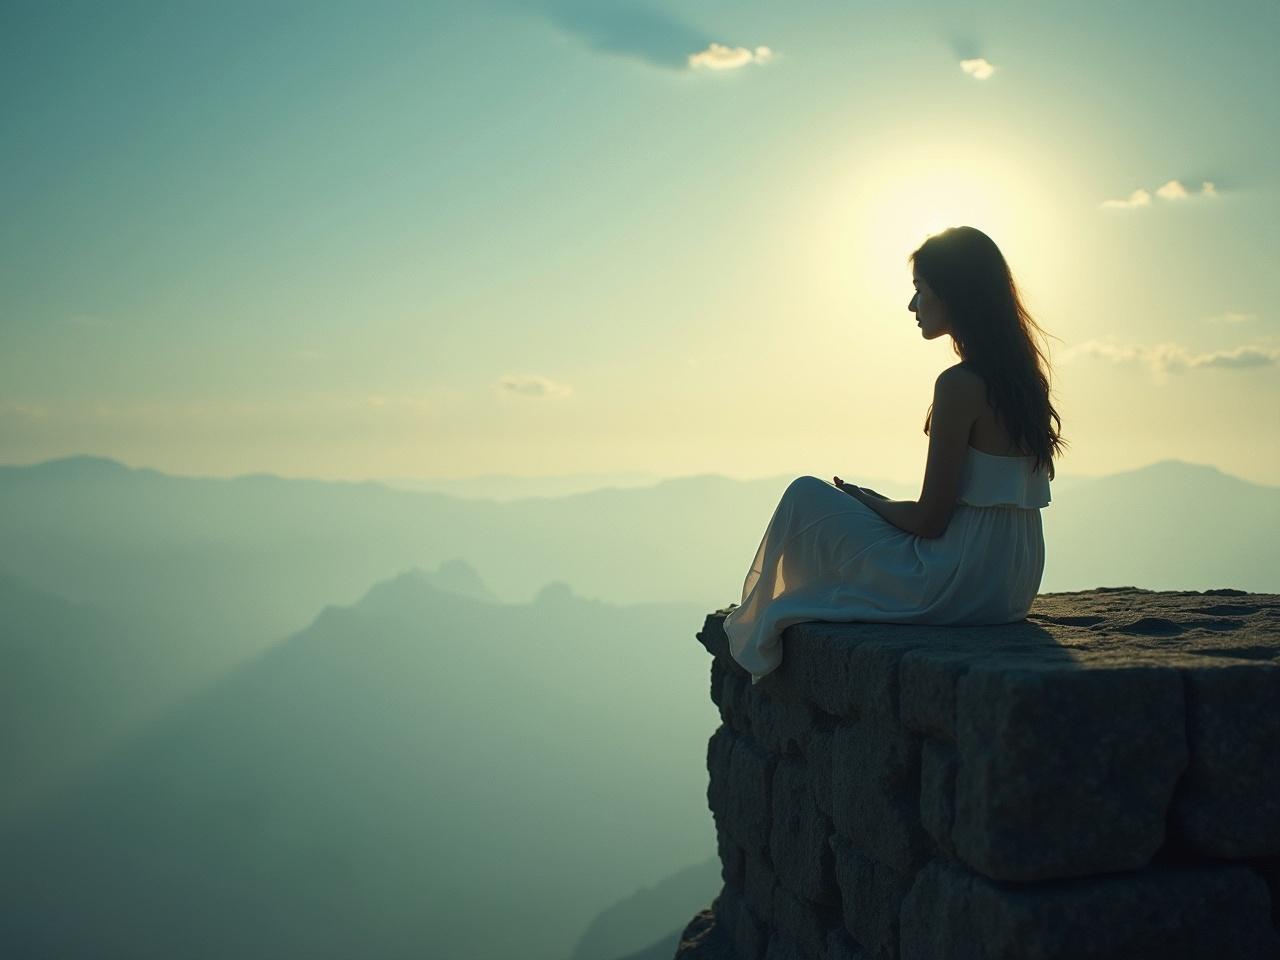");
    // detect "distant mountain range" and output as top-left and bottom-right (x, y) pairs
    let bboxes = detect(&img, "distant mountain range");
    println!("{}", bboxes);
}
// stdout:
(2, 453), (1275, 957)
(1, 456), (1275, 640)
(1, 566), (719, 960)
